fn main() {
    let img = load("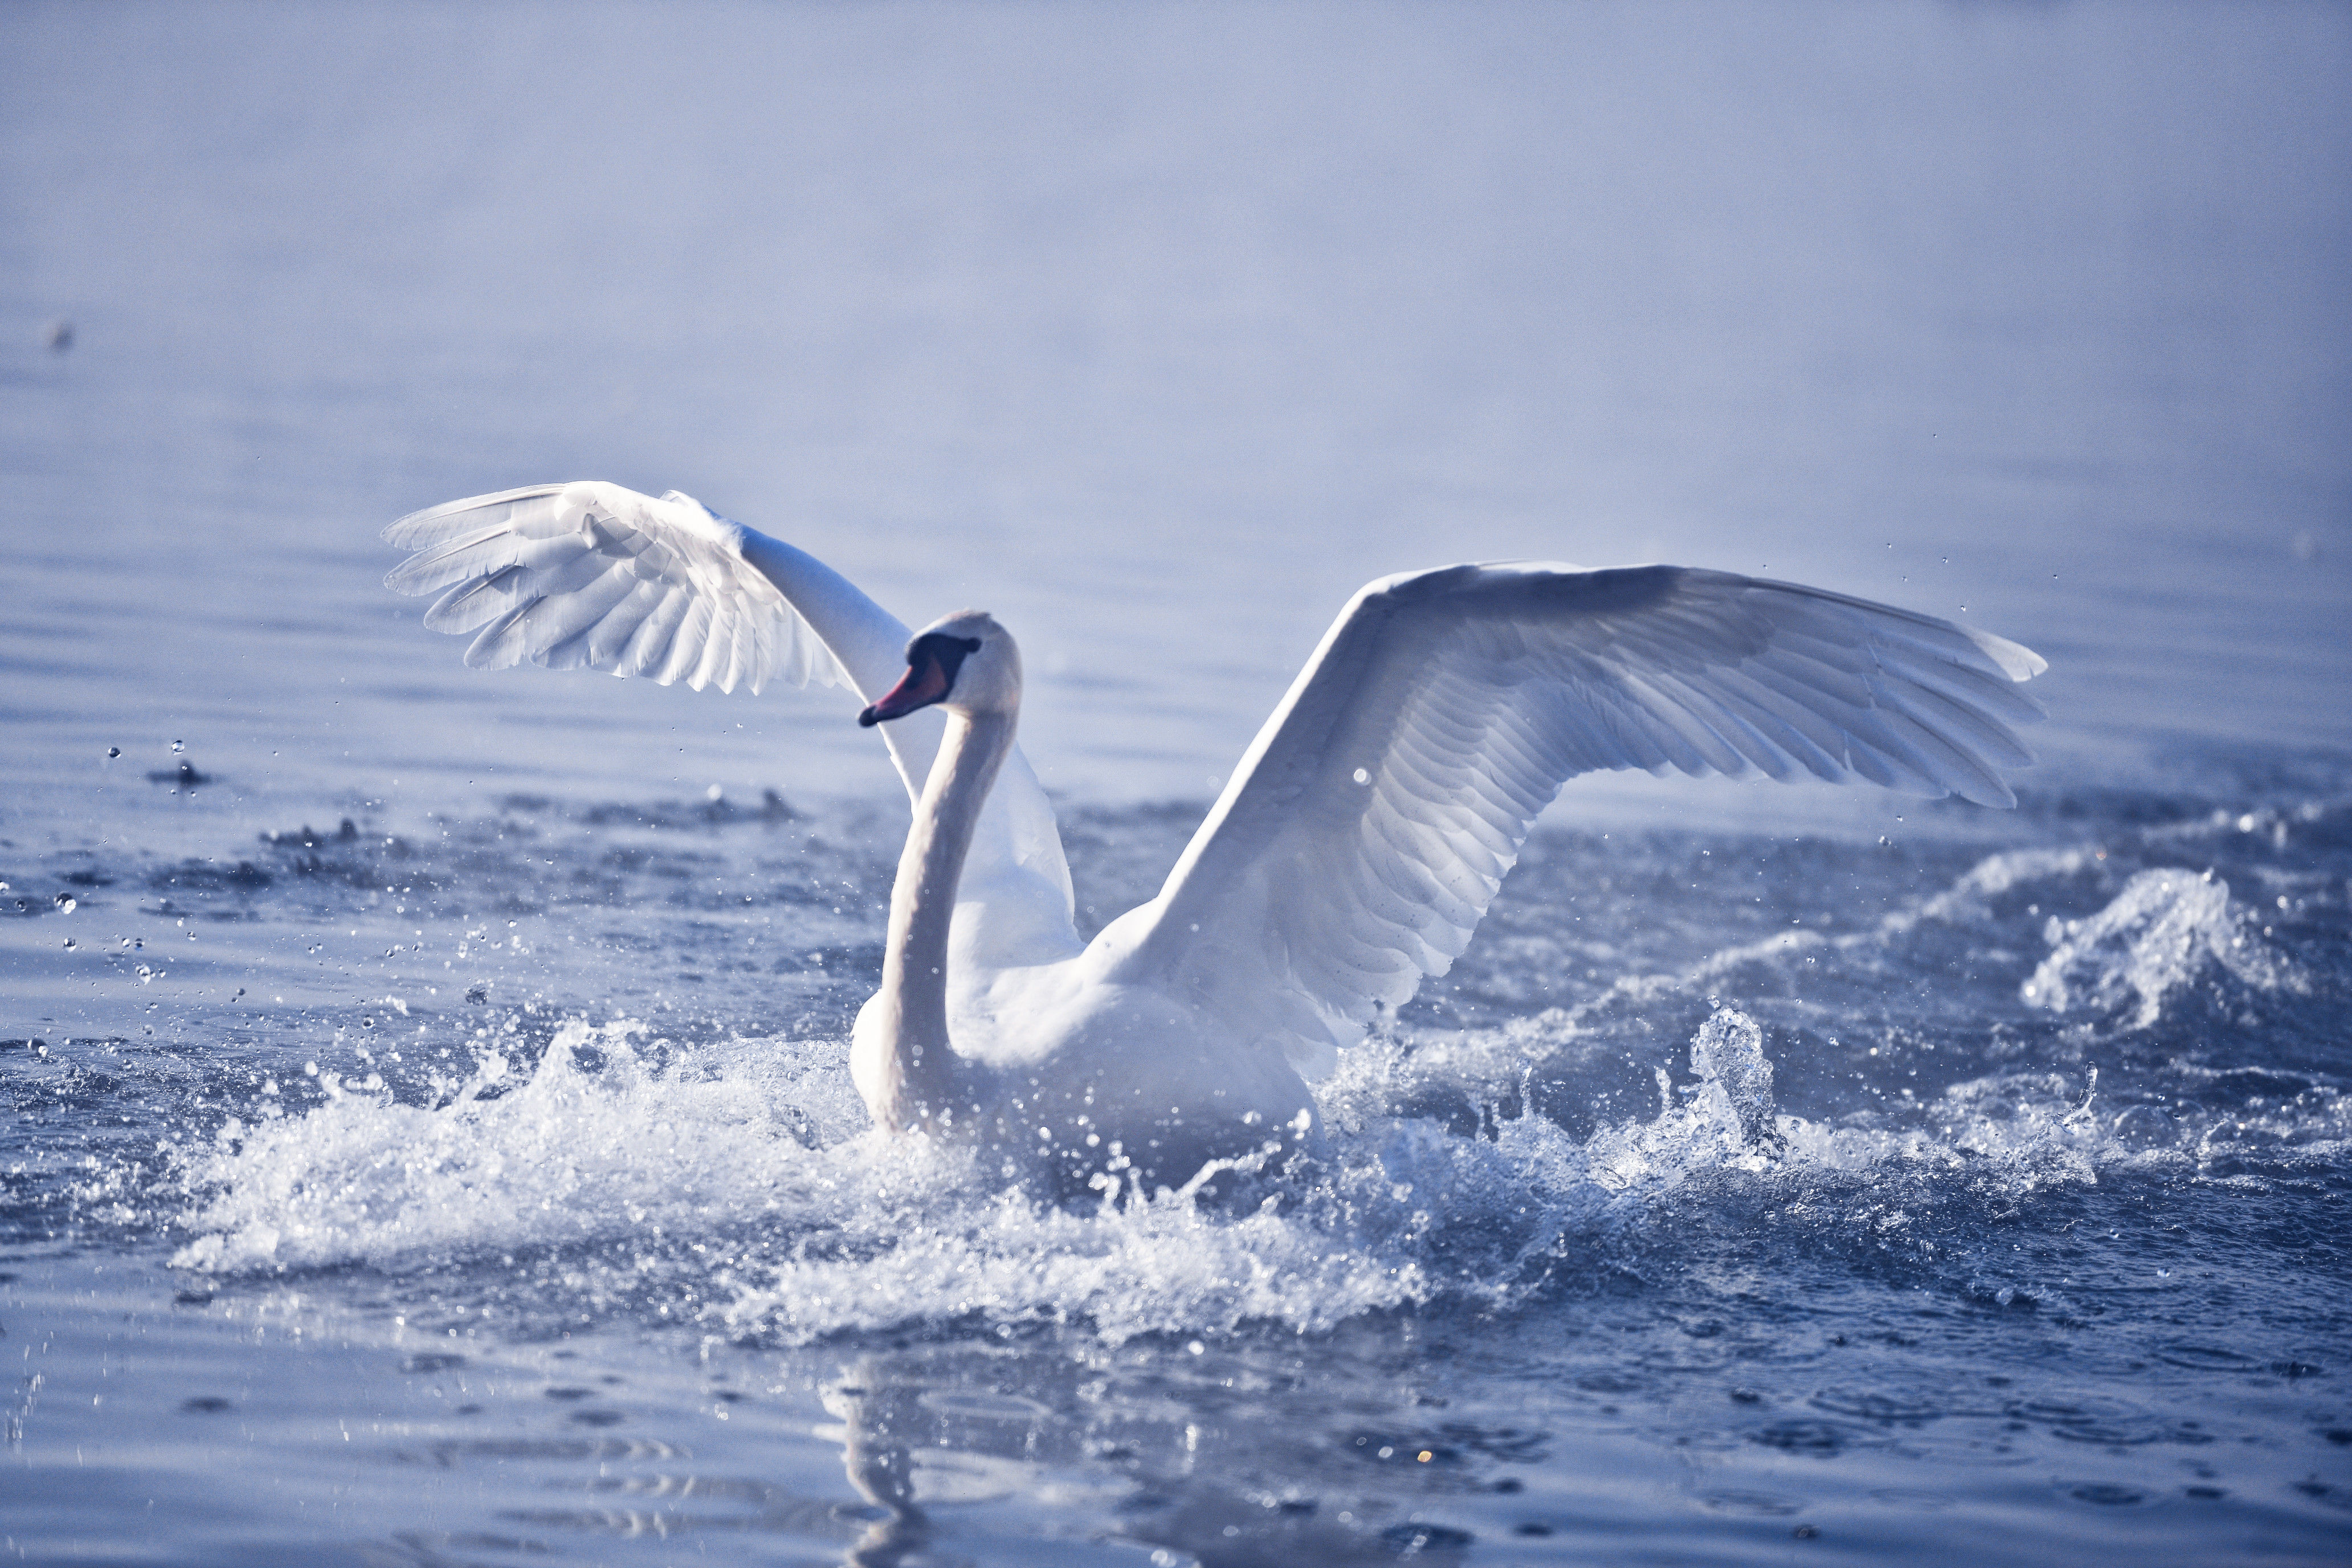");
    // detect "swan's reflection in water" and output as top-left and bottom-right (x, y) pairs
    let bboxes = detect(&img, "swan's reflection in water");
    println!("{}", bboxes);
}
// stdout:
(820, 1350), (1170, 1568)
(426, 1334), (1495, 1566)
(826, 1368), (932, 1568)
(808, 1341), (1486, 1568)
